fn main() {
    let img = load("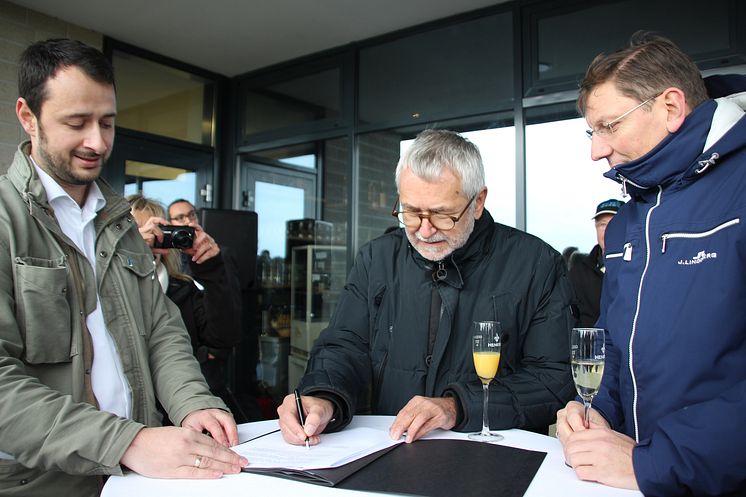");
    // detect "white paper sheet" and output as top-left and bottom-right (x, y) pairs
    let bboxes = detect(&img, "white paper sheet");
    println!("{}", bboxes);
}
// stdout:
(234, 427), (403, 470)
